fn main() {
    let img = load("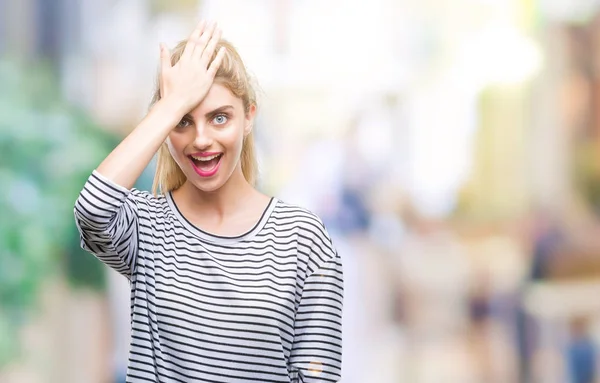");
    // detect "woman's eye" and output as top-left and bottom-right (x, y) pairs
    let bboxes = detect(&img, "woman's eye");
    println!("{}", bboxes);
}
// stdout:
(177, 119), (191, 128)
(213, 114), (228, 125)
